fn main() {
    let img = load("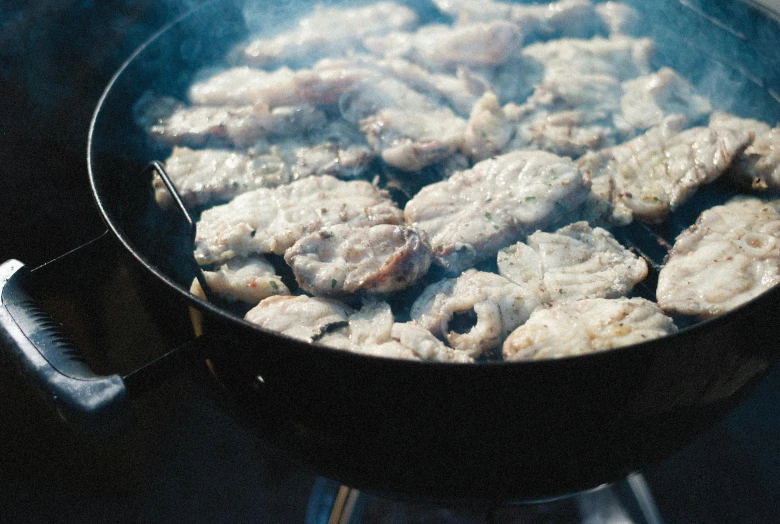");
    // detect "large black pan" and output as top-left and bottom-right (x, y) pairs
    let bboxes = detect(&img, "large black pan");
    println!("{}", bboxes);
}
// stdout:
(2, 0), (780, 504)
